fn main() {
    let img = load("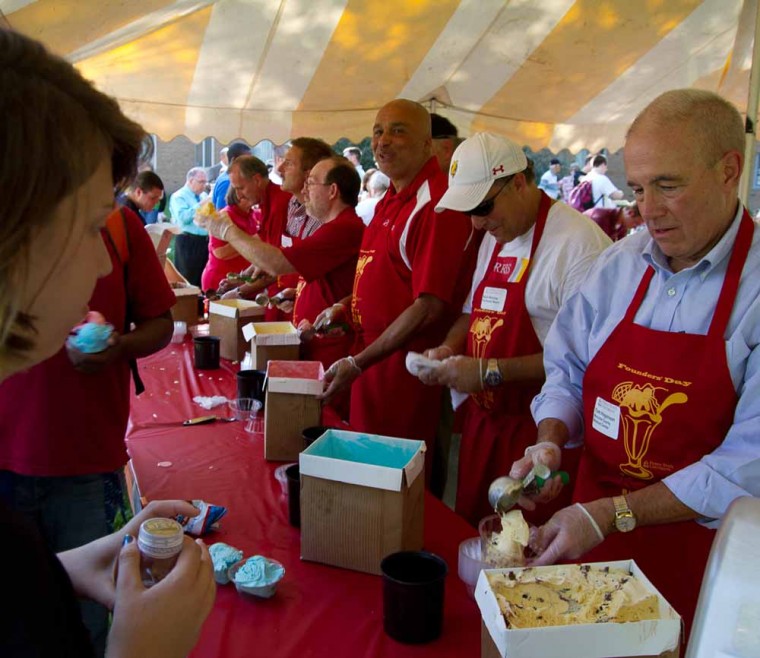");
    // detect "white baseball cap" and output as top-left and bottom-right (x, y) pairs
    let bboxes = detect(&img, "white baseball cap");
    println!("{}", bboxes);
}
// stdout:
(435, 132), (527, 213)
